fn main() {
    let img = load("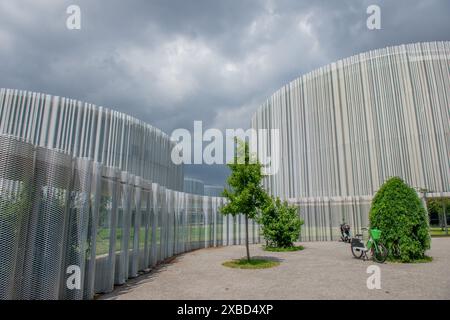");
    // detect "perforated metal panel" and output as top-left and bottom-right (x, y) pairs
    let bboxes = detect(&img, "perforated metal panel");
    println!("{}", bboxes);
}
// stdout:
(61, 158), (92, 300)
(129, 175), (141, 279)
(93, 166), (119, 294)
(0, 134), (264, 300)
(139, 183), (152, 271)
(0, 136), (34, 300)
(22, 148), (72, 300)
(115, 172), (131, 285)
